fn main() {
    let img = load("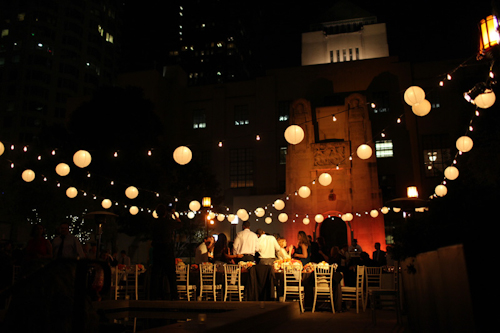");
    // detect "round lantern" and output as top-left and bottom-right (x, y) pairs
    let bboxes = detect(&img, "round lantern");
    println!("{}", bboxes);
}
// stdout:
(73, 150), (92, 168)
(284, 125), (305, 145)
(435, 184), (448, 197)
(187, 211), (195, 219)
(345, 213), (353, 221)
(412, 99), (431, 116)
(274, 199), (285, 211)
(303, 217), (310, 225)
(318, 173), (332, 186)
(404, 86), (426, 106)
(456, 136), (473, 152)
(298, 186), (311, 198)
(66, 187), (78, 198)
(227, 214), (236, 223)
(357, 144), (372, 160)
(153, 210), (158, 218)
(217, 214), (225, 222)
(173, 146), (192, 165)
(255, 207), (265, 218)
(0, 141), (4, 156)
(370, 209), (379, 218)
(125, 186), (139, 199)
(208, 211), (216, 220)
(129, 206), (139, 215)
(278, 213), (288, 223)
(265, 217), (272, 224)
(237, 209), (248, 220)
(315, 214), (324, 223)
(474, 89), (496, 109)
(102, 199), (112, 209)
(189, 200), (201, 212)
(22, 169), (35, 182)
(381, 207), (389, 214)
(55, 163), (70, 176)
(444, 166), (459, 180)
(393, 207), (401, 213)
